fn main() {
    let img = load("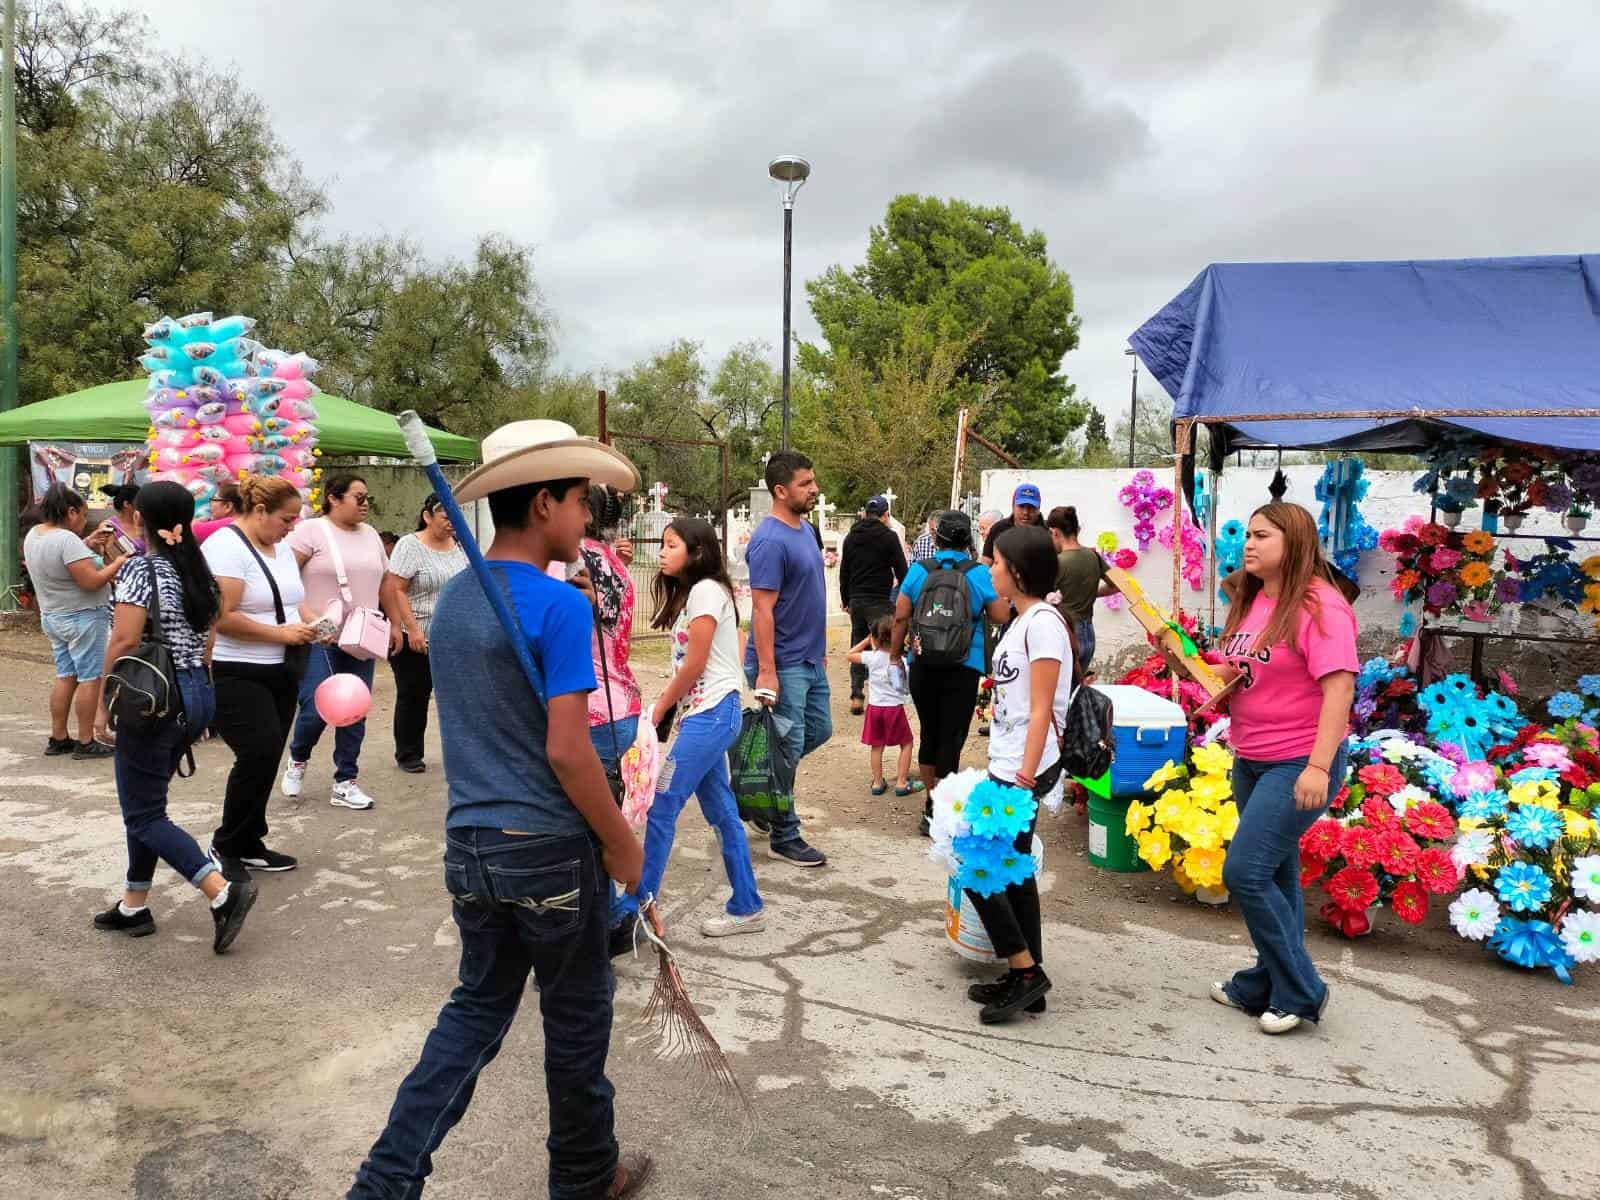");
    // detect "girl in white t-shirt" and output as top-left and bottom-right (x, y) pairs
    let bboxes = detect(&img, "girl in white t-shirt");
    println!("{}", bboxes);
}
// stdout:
(968, 523), (1080, 1025)
(615, 518), (765, 941)
(847, 615), (915, 797)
